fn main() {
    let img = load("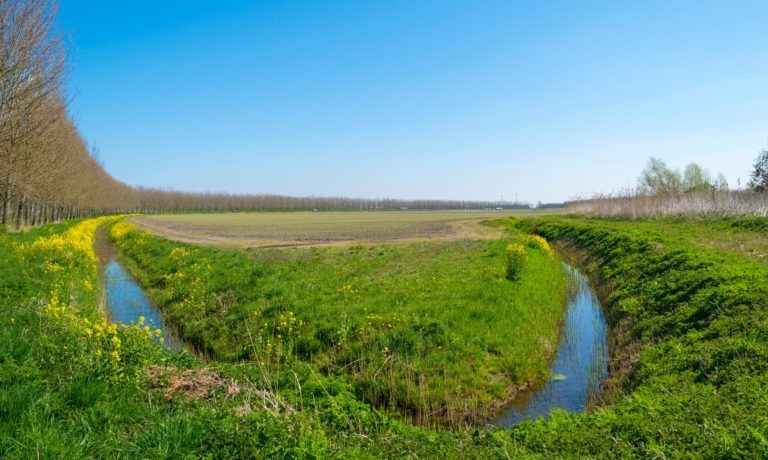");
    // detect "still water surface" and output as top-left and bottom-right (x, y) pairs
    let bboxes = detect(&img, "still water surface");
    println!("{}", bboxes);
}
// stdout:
(102, 258), (185, 353)
(492, 264), (608, 426)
